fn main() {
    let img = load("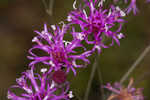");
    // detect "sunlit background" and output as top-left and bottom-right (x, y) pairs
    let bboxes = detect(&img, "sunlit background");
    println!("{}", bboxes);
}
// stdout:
(0, 0), (150, 100)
